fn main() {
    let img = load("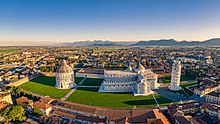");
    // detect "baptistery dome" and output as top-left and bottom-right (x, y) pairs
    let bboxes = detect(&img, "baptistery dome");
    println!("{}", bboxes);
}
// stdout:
(56, 59), (73, 73)
(55, 59), (76, 89)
